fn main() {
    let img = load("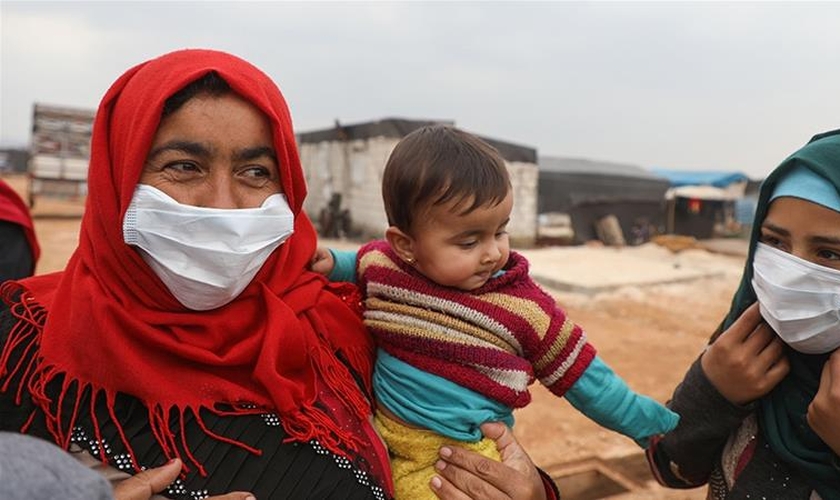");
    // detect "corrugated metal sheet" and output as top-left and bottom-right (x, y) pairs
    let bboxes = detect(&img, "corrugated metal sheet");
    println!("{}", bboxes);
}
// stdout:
(539, 156), (661, 179)
(296, 117), (537, 164)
